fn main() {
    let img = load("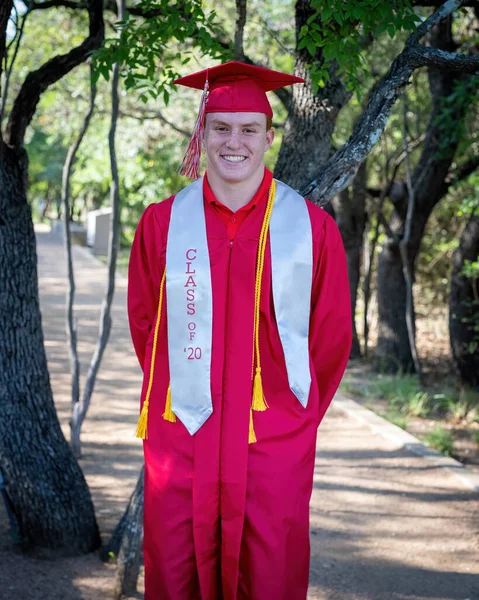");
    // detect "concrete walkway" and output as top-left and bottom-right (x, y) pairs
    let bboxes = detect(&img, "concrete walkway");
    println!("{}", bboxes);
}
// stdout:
(6, 228), (478, 600)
